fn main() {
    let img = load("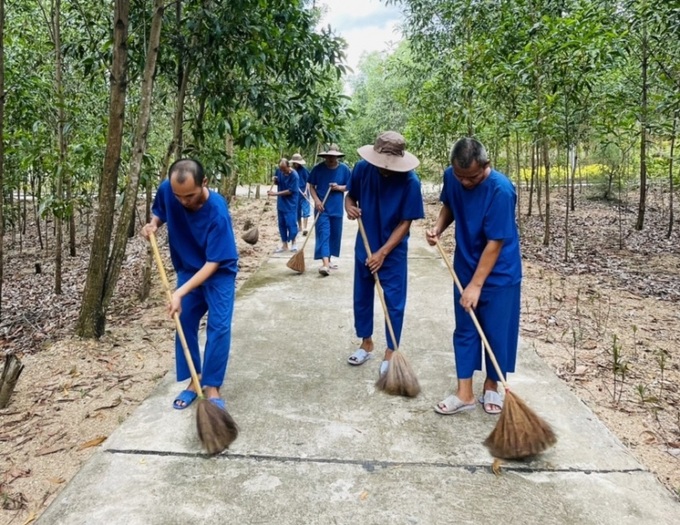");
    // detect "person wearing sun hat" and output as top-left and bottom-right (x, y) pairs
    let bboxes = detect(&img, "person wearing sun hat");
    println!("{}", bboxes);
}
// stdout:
(344, 131), (425, 377)
(308, 144), (352, 276)
(290, 153), (311, 236)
